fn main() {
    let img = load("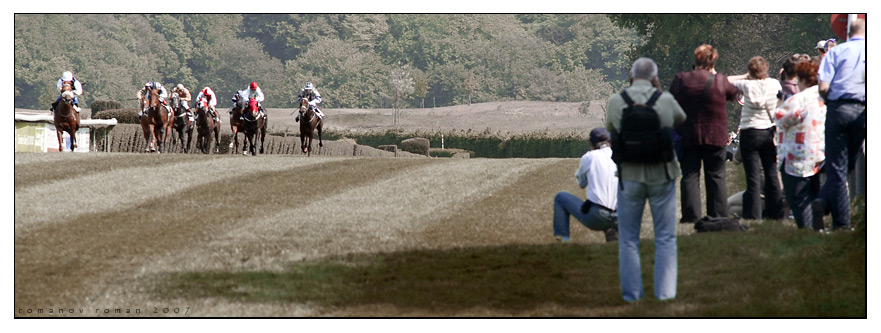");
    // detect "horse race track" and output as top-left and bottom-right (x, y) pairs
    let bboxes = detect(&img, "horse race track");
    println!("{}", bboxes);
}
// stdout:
(15, 152), (703, 317)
